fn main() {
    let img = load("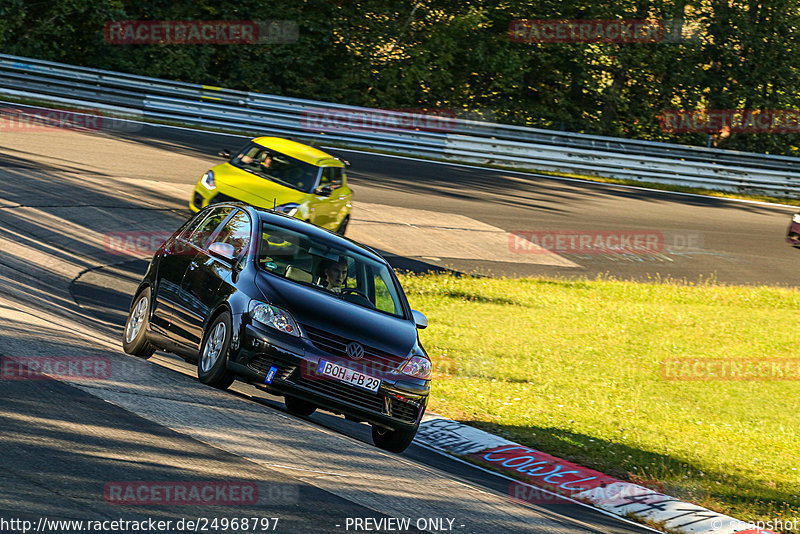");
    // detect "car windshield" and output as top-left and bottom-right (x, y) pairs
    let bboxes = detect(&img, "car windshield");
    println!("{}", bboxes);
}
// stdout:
(231, 144), (319, 193)
(257, 221), (405, 318)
